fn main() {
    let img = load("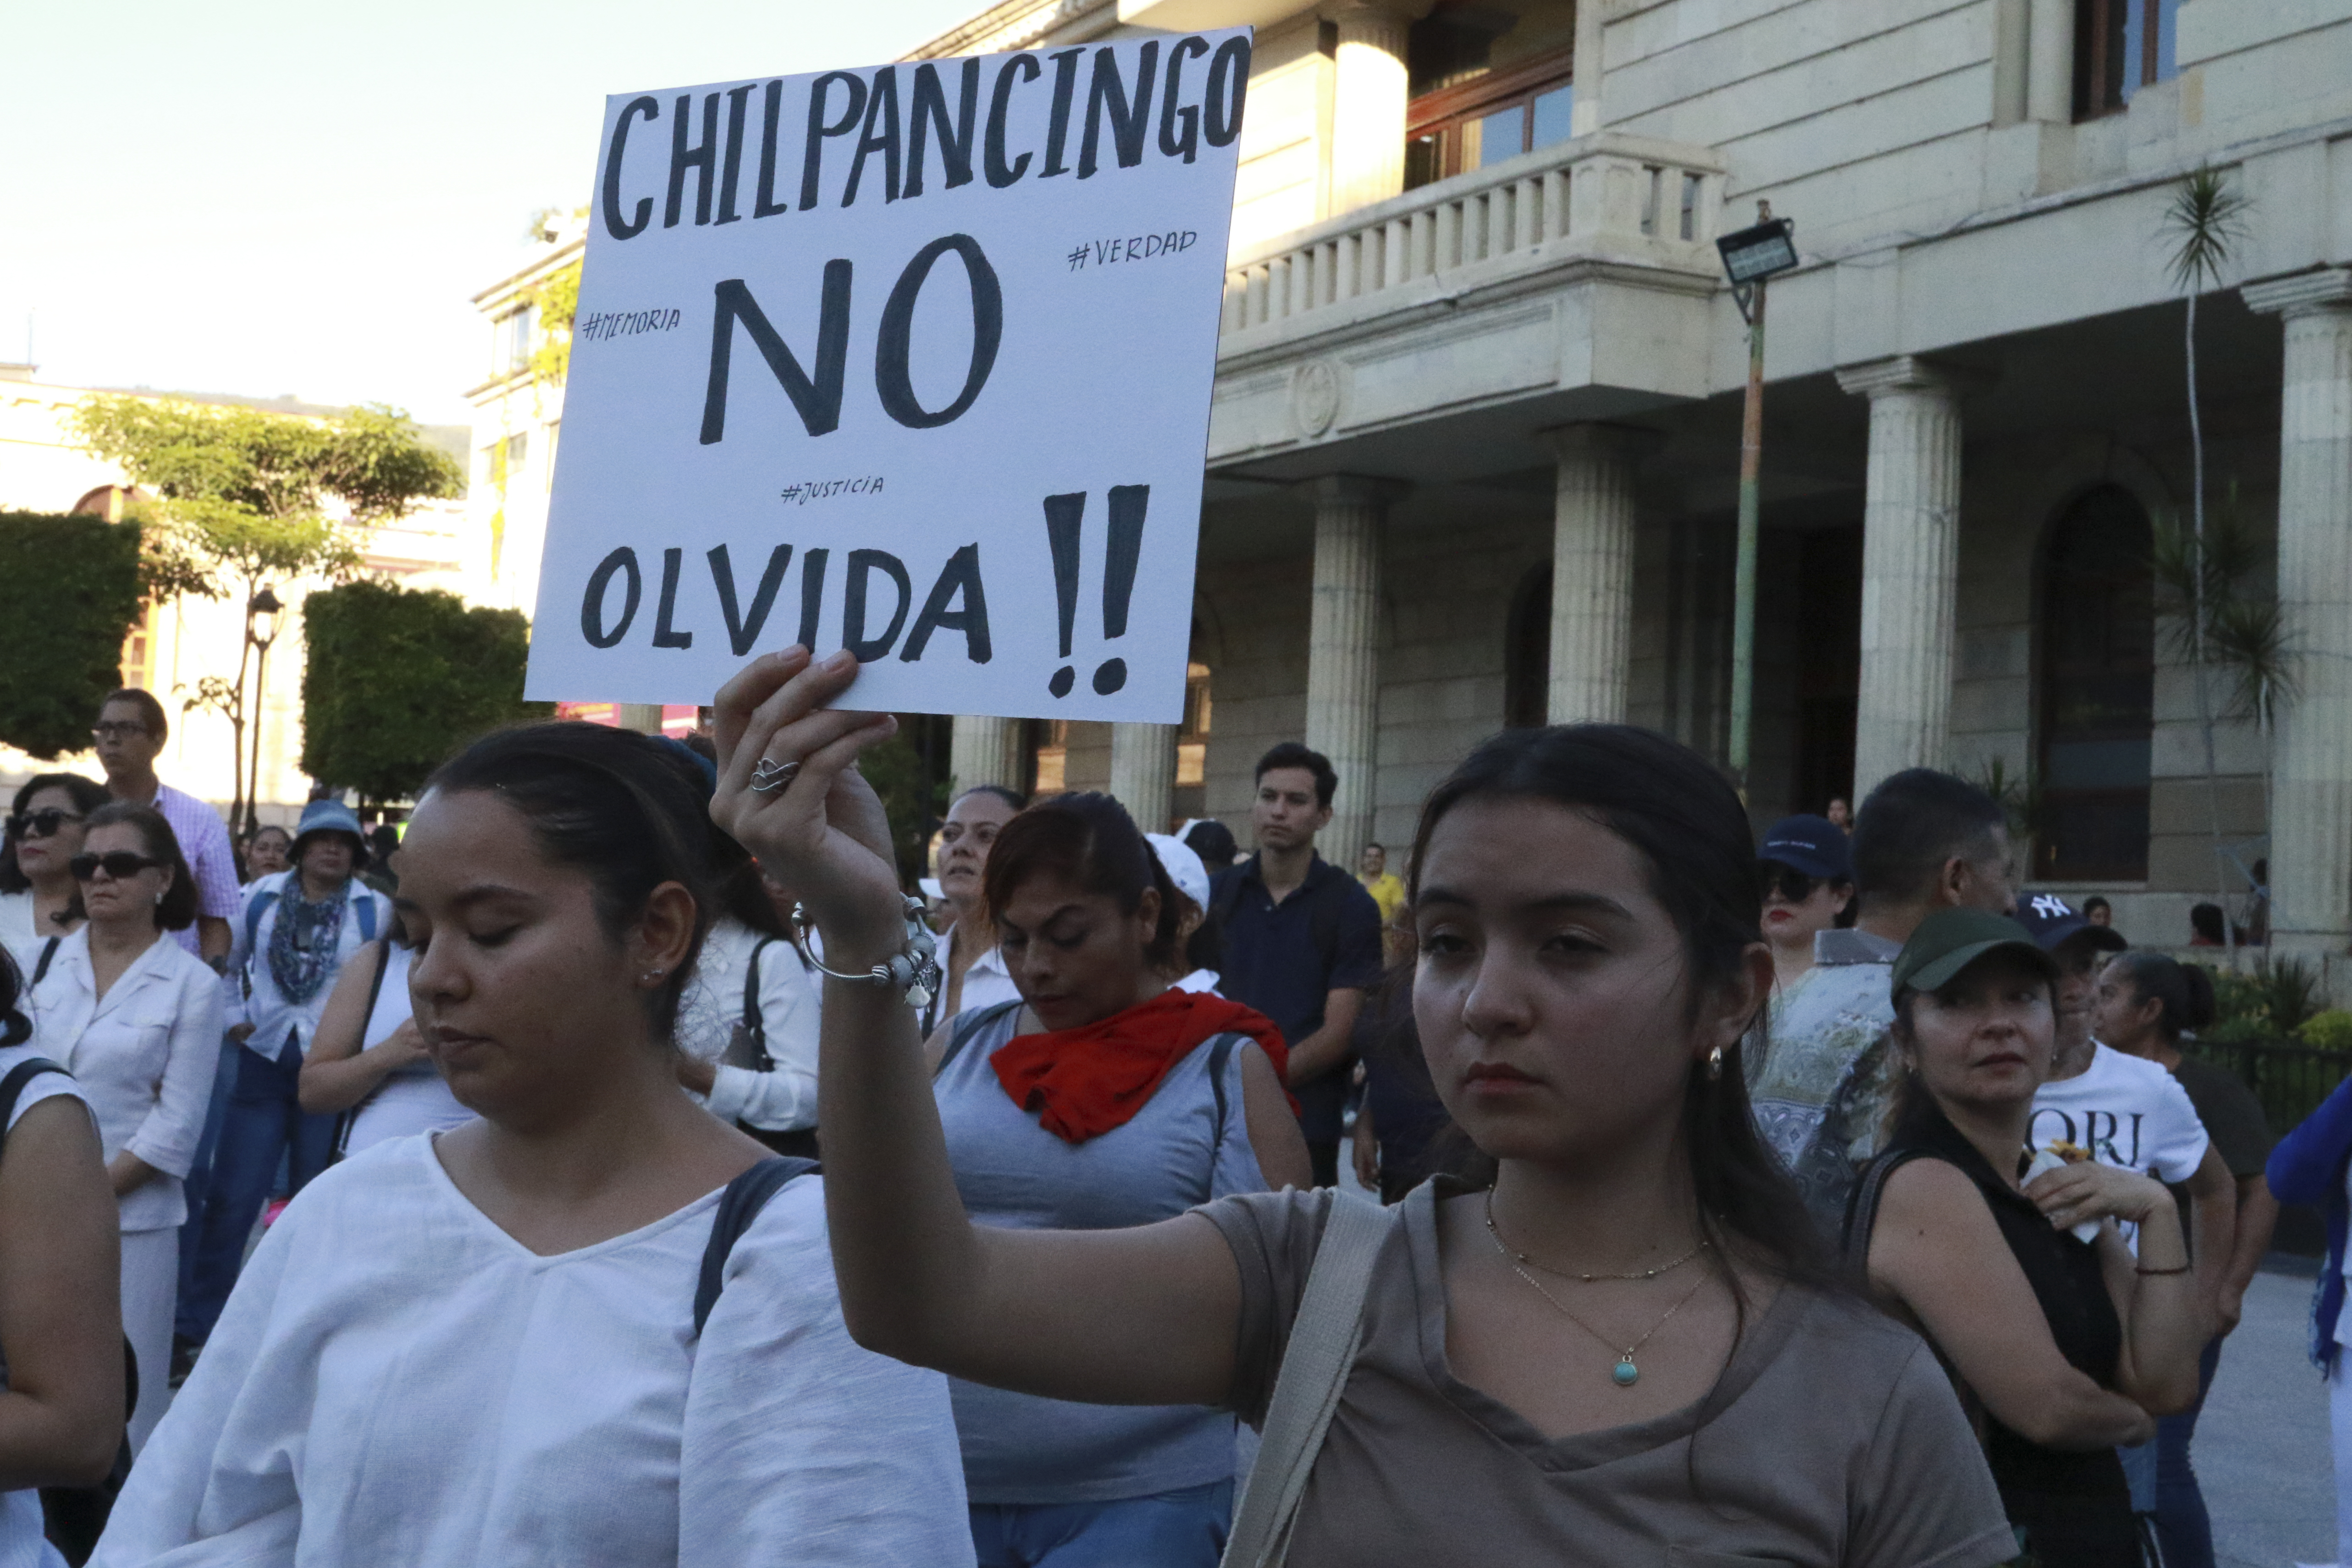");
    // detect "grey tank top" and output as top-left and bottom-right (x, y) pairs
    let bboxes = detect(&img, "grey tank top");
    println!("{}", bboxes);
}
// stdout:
(933, 999), (1270, 1503)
